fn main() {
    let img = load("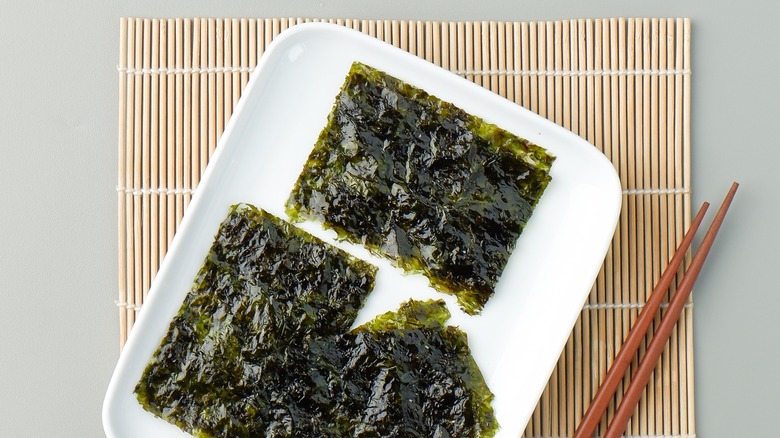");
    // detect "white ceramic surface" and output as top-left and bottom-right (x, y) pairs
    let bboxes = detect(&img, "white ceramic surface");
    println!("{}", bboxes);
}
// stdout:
(103, 22), (622, 438)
